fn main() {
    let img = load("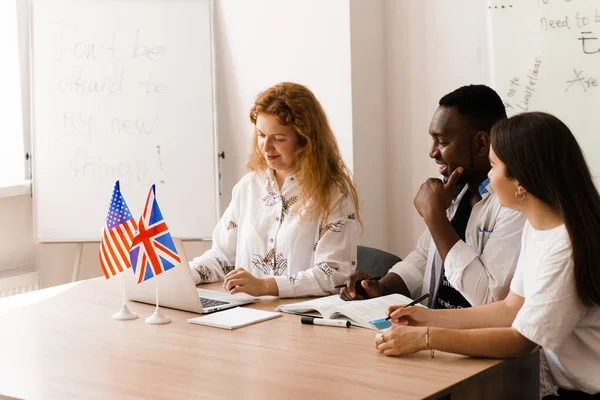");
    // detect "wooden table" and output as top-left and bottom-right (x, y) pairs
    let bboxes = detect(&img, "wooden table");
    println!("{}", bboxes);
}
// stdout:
(0, 278), (538, 399)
